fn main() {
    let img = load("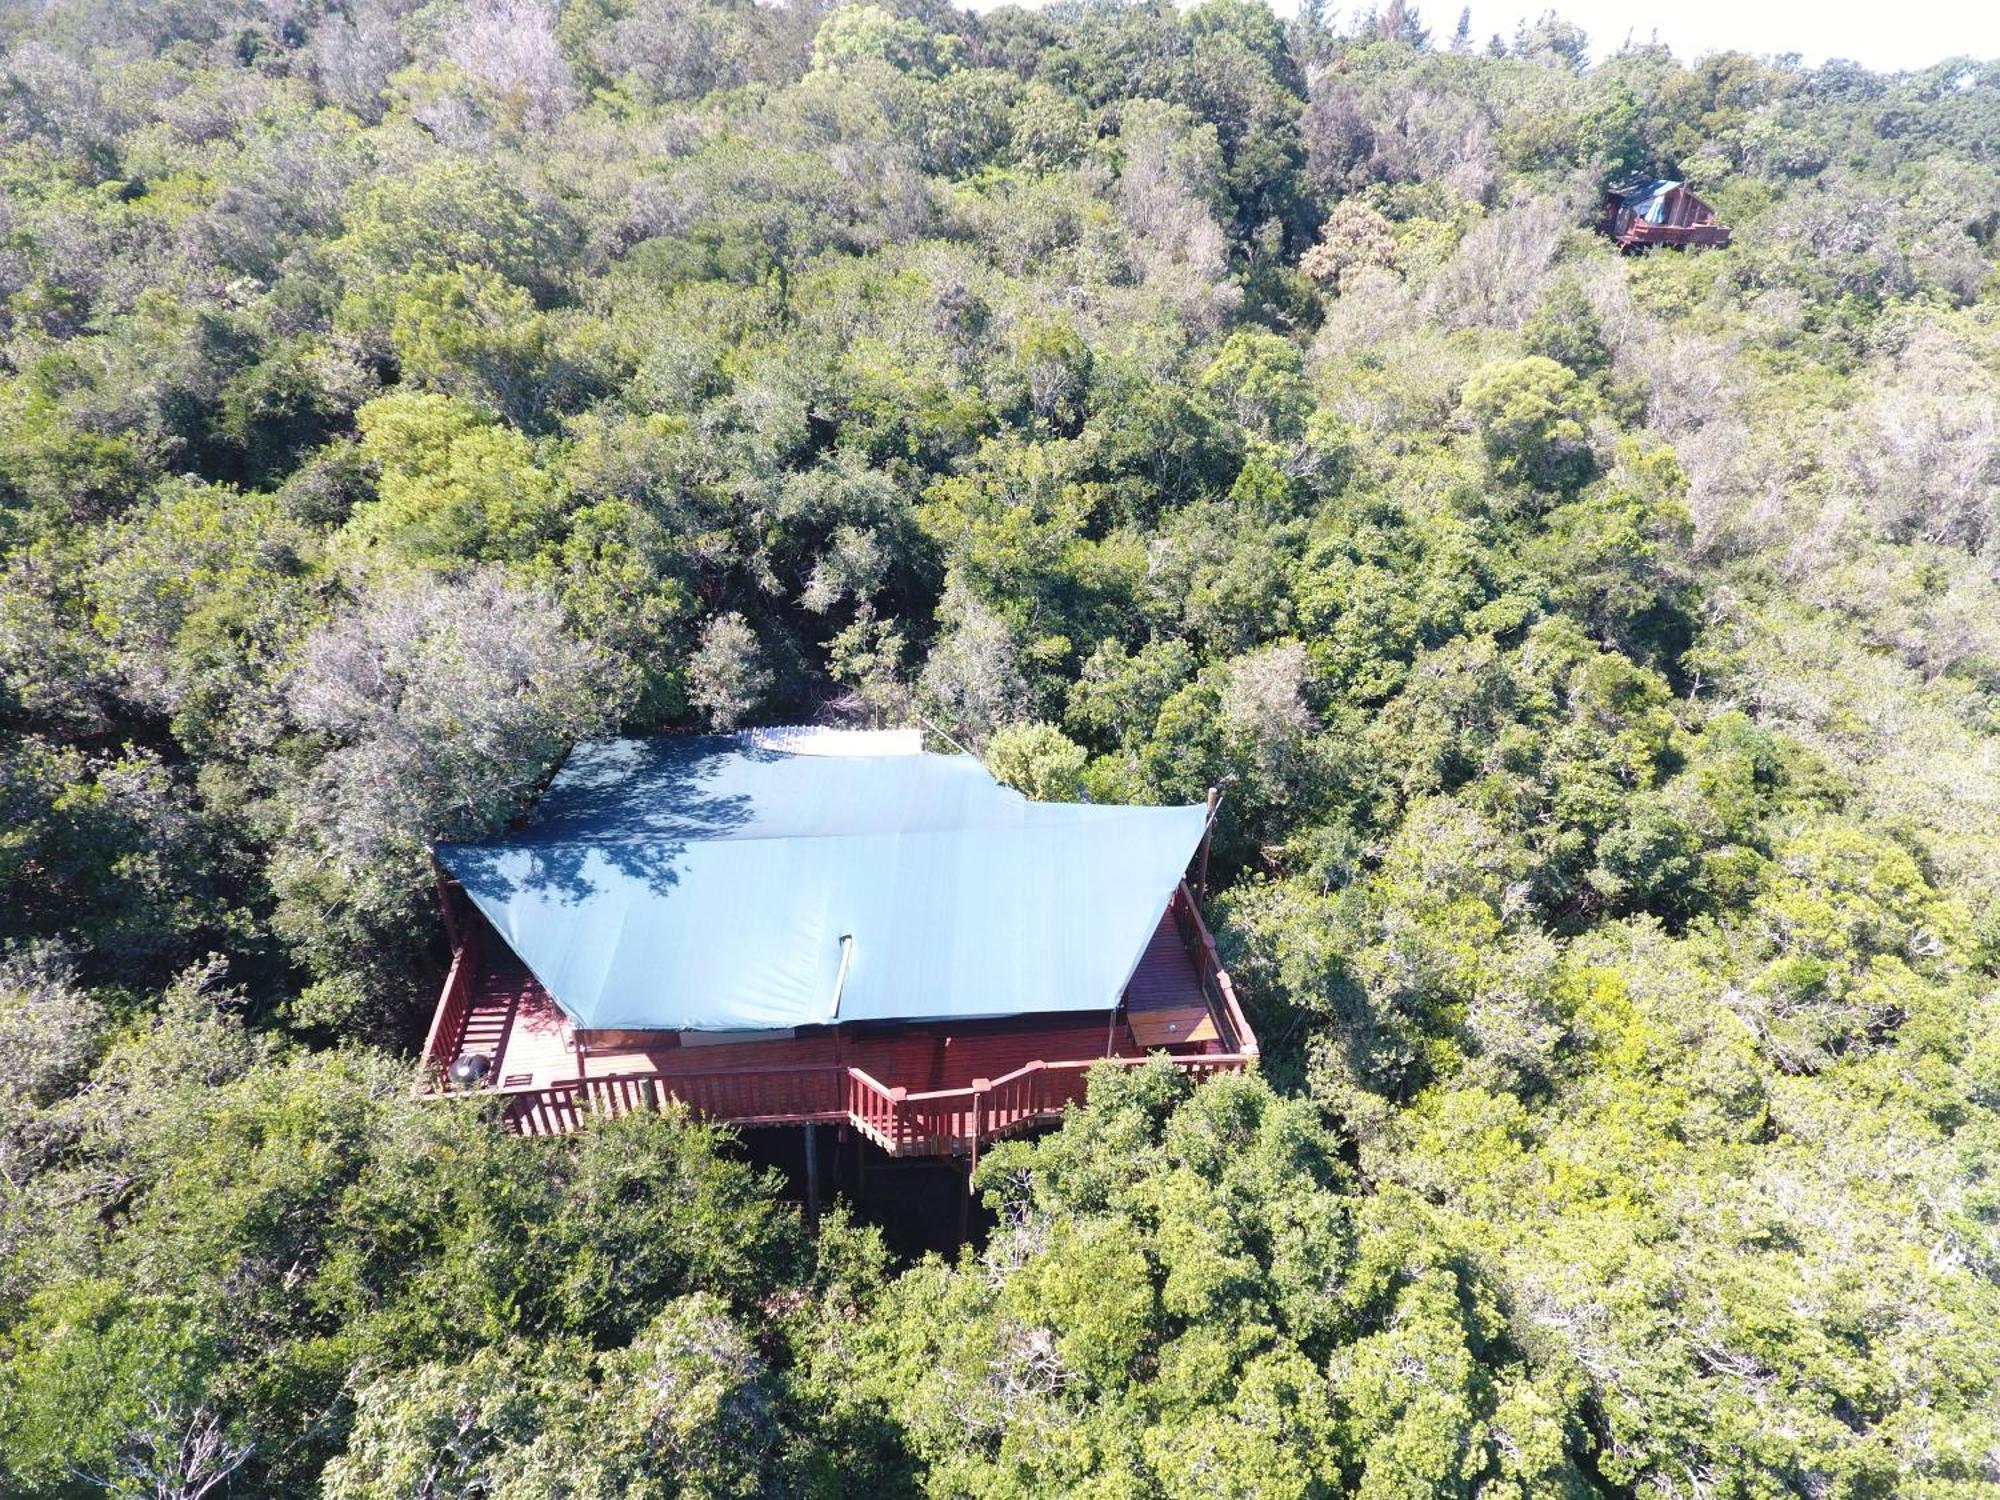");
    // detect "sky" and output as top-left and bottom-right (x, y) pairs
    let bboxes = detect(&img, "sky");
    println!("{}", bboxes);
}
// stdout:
(1452, 0), (1998, 73)
(962, 0), (2000, 74)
